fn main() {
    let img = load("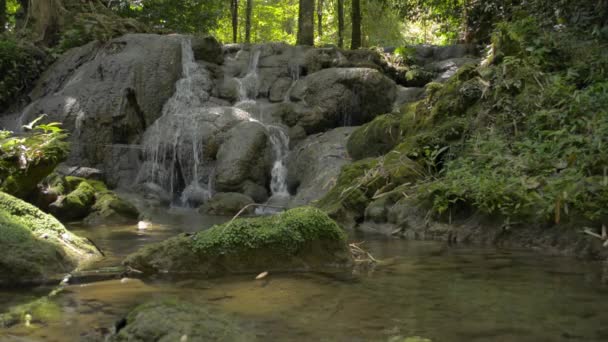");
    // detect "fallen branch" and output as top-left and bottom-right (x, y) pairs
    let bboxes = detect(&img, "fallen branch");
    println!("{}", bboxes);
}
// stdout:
(225, 203), (286, 227)
(583, 225), (608, 247)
